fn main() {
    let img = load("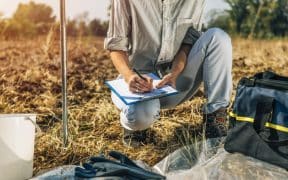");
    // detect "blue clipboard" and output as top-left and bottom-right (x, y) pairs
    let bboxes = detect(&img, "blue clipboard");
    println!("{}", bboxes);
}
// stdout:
(105, 73), (178, 105)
